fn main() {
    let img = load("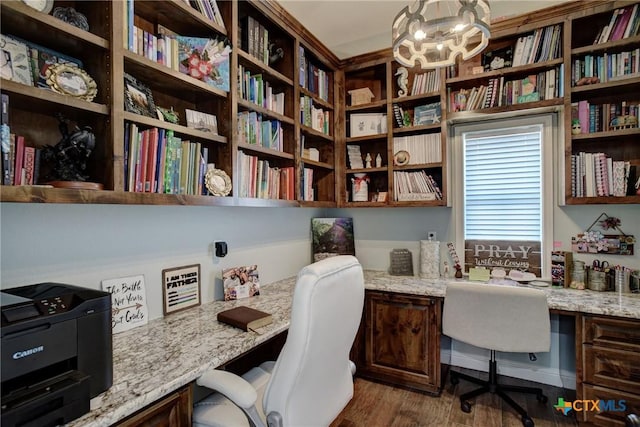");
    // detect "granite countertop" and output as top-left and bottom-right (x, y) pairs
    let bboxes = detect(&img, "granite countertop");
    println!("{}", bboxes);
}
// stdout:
(69, 271), (640, 426)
